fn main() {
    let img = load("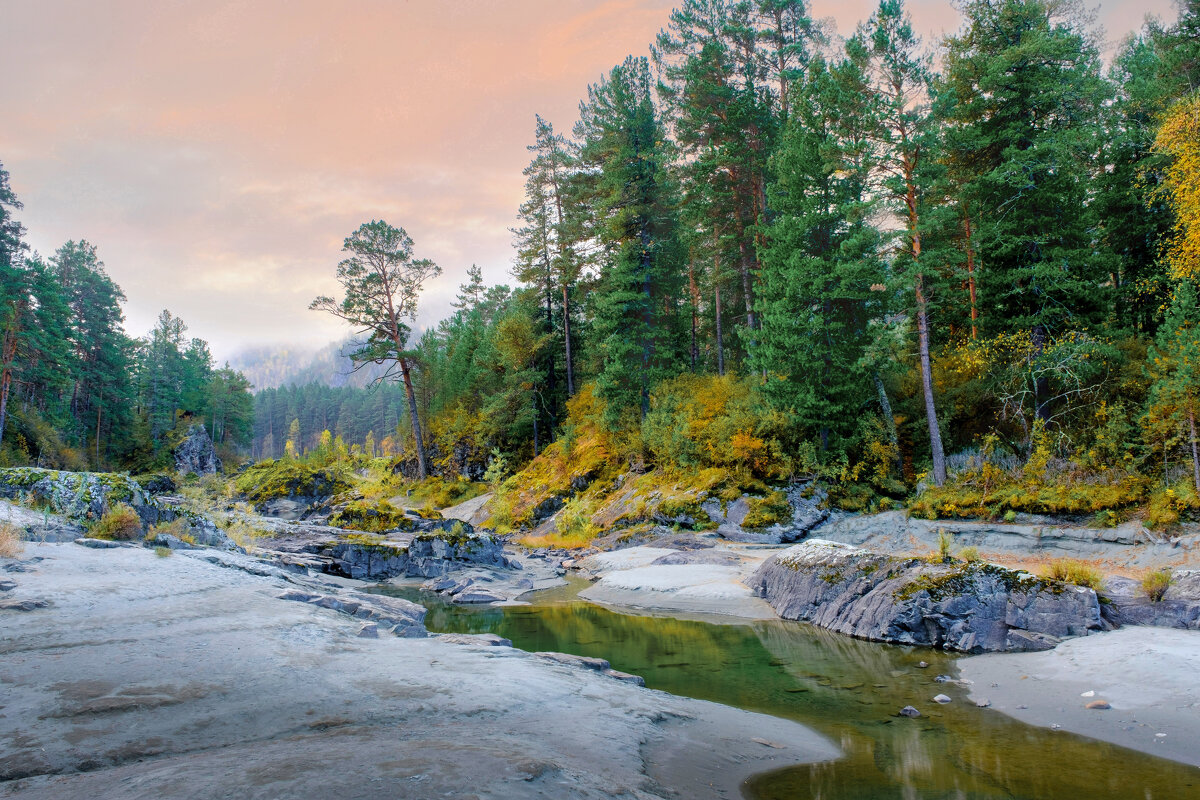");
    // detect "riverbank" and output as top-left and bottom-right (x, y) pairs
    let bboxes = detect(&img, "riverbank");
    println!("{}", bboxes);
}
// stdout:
(958, 626), (1200, 767)
(0, 542), (837, 799)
